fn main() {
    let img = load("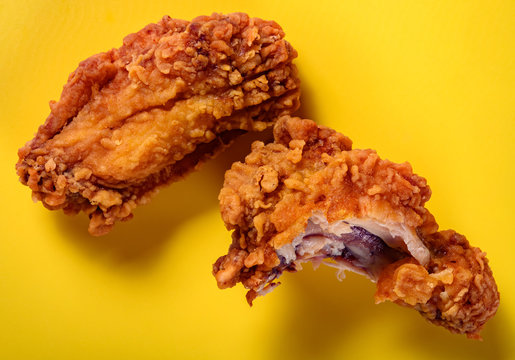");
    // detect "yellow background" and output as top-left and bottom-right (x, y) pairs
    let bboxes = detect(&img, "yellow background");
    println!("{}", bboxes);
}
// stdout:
(1, 1), (514, 359)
